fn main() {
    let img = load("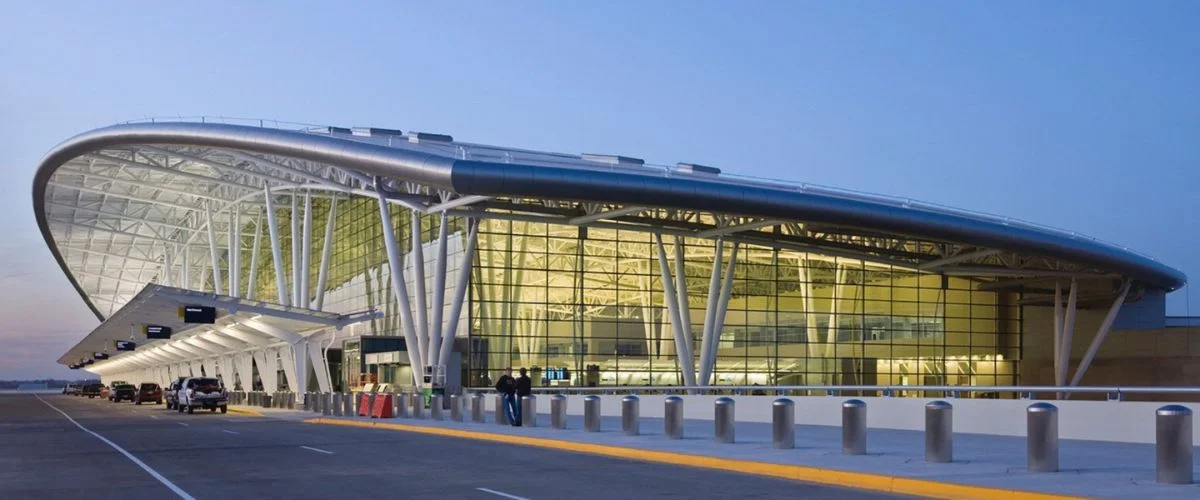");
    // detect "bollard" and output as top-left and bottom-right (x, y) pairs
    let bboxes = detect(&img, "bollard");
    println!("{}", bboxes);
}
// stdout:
(472, 392), (485, 423)
(322, 392), (332, 416)
(249, 392), (257, 406)
(551, 395), (567, 429)
(521, 395), (537, 427)
(622, 395), (640, 436)
(1026, 402), (1059, 472)
(772, 398), (795, 449)
(261, 393), (272, 409)
(333, 393), (345, 416)
(495, 395), (508, 425)
(584, 395), (601, 432)
(925, 401), (953, 463)
(343, 392), (353, 417)
(431, 394), (444, 420)
(450, 394), (463, 422)
(302, 392), (311, 411)
(286, 392), (295, 410)
(411, 392), (424, 419)
(842, 399), (867, 455)
(664, 396), (684, 440)
(367, 393), (377, 417)
(396, 393), (410, 419)
(1156, 405), (1193, 484)
(389, 392), (400, 418)
(714, 397), (735, 444)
